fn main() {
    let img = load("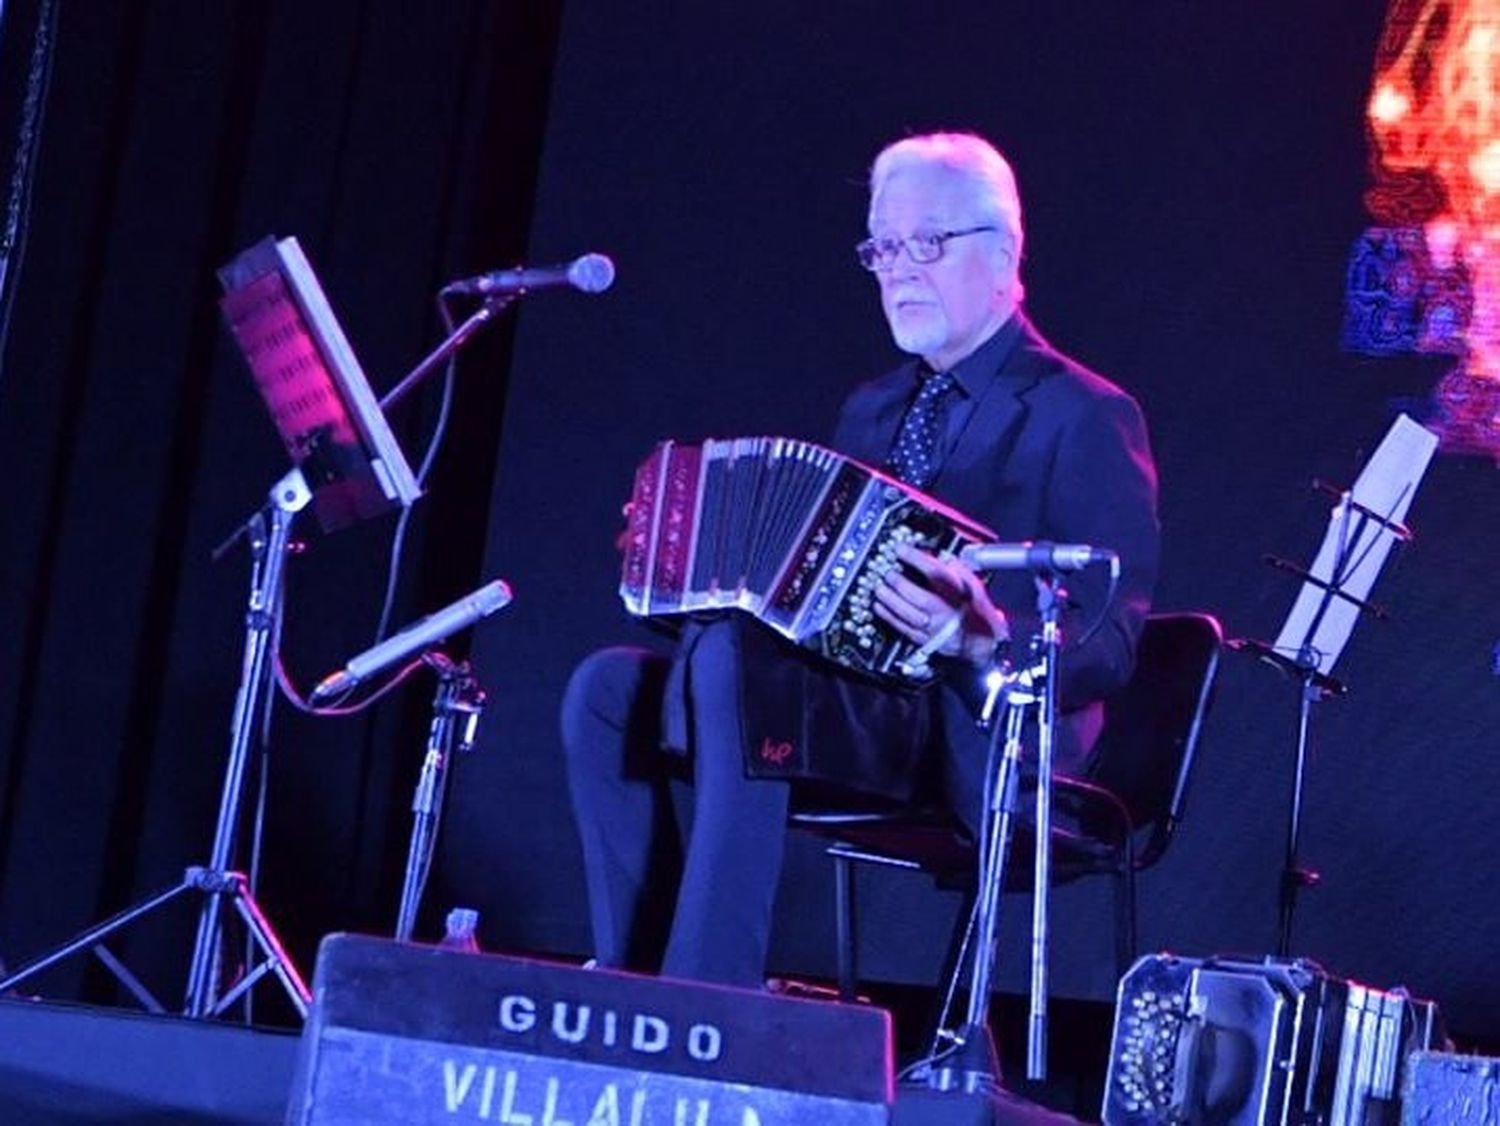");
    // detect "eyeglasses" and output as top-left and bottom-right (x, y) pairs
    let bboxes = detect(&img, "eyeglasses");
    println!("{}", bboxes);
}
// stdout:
(854, 225), (998, 271)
